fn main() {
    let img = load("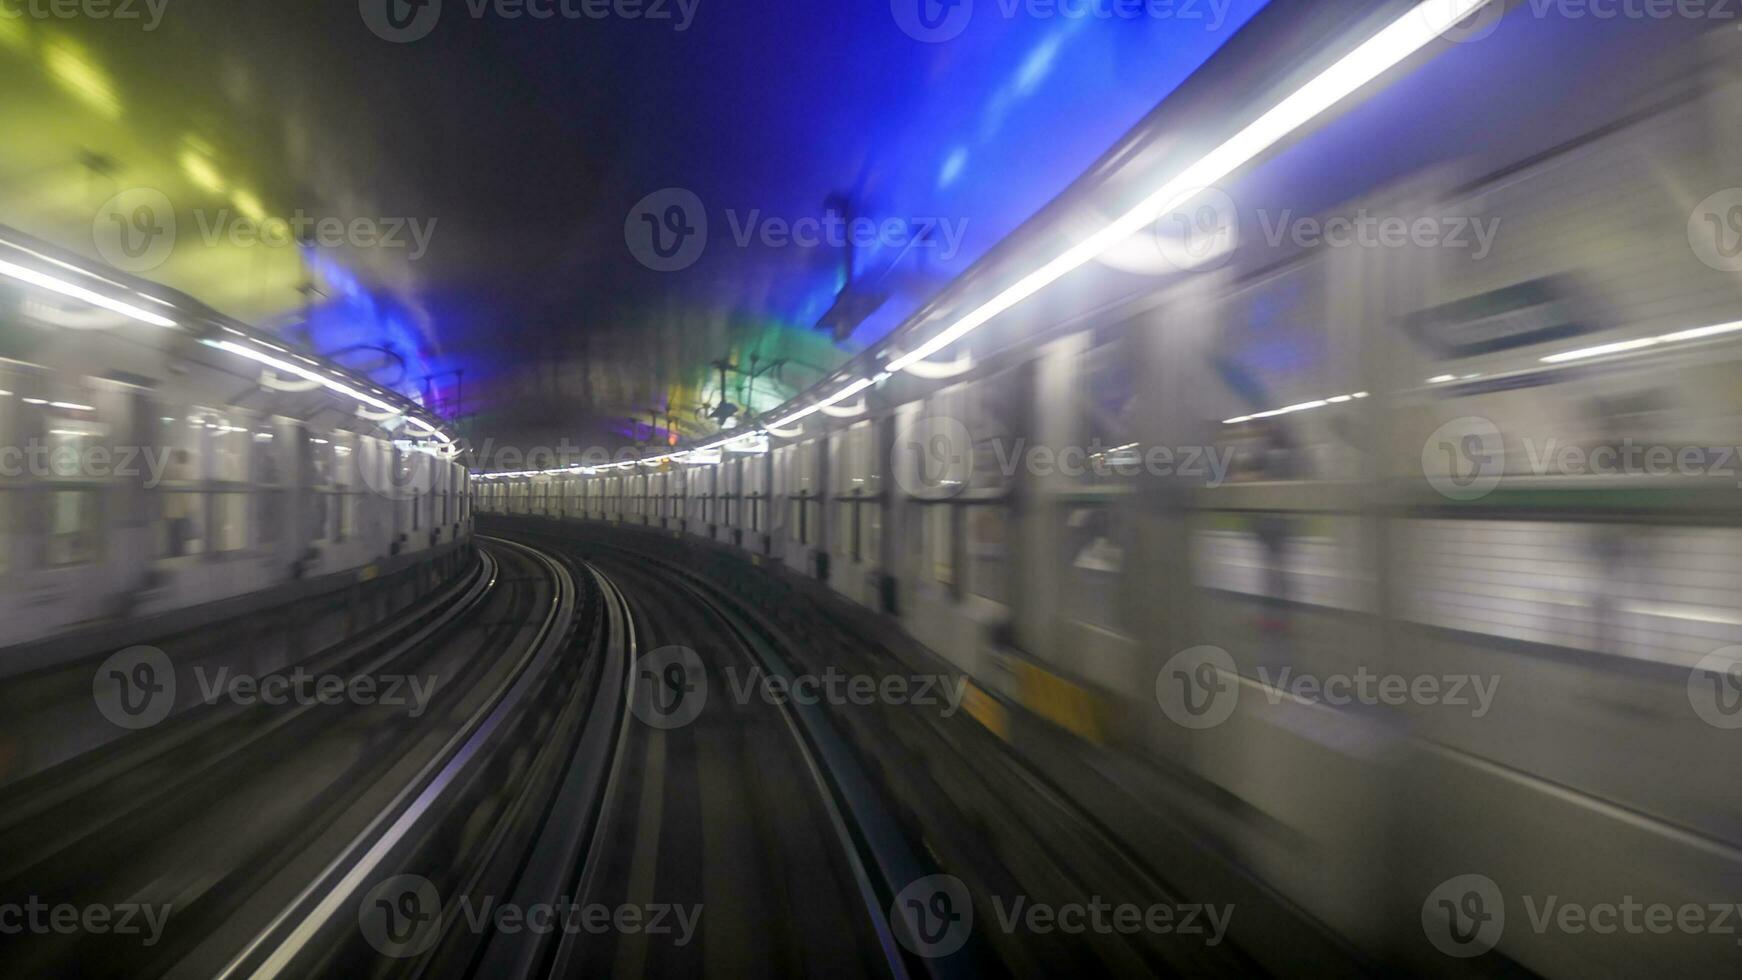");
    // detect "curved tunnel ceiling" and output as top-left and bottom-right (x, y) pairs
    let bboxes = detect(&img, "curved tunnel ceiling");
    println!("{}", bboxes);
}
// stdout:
(0, 0), (1268, 450)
